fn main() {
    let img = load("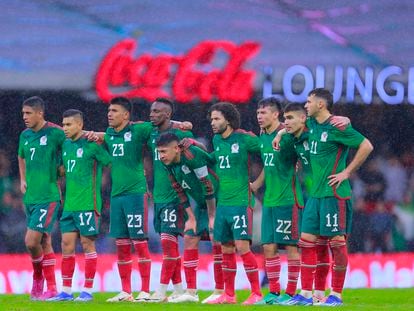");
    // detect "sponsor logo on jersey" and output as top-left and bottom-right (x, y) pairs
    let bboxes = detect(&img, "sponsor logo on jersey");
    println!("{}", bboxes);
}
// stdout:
(181, 165), (191, 174)
(260, 144), (264, 149)
(216, 147), (219, 151)
(40, 135), (47, 145)
(231, 143), (239, 153)
(137, 229), (144, 234)
(124, 131), (132, 142)
(331, 227), (338, 232)
(169, 223), (176, 228)
(321, 131), (328, 142)
(37, 223), (43, 228)
(240, 230), (247, 235)
(25, 141), (28, 145)
(63, 152), (67, 156)
(283, 235), (290, 240)
(303, 141), (309, 151)
(77, 148), (84, 158)
(88, 226), (95, 232)
(110, 136), (114, 140)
